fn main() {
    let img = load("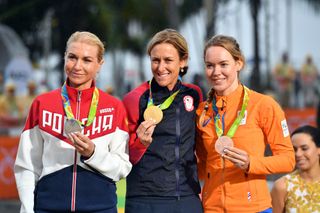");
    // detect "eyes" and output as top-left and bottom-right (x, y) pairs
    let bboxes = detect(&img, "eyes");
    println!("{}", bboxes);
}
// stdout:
(205, 62), (229, 69)
(293, 145), (310, 152)
(151, 57), (174, 64)
(66, 54), (94, 64)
